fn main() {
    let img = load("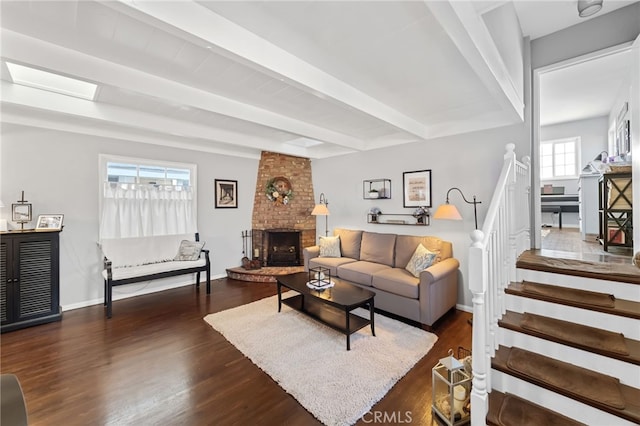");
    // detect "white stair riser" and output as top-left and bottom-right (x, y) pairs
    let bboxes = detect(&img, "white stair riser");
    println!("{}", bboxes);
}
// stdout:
(516, 269), (640, 302)
(505, 295), (640, 340)
(499, 328), (640, 388)
(491, 369), (637, 426)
